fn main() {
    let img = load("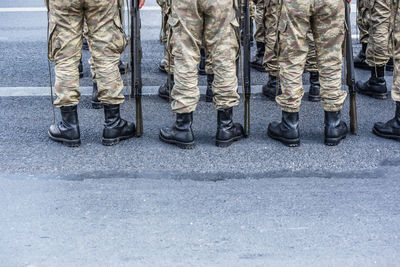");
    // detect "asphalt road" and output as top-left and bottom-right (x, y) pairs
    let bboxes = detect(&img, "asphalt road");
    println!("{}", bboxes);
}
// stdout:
(1, 1), (400, 266)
